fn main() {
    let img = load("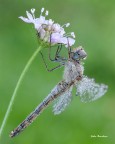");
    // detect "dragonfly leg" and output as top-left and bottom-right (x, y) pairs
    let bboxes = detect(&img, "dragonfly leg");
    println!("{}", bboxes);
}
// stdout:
(48, 34), (67, 62)
(54, 44), (67, 62)
(40, 52), (64, 72)
(67, 37), (72, 59)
